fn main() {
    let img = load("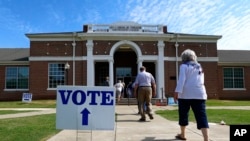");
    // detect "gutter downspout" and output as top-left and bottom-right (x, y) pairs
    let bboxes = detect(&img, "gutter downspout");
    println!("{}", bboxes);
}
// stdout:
(175, 34), (179, 84)
(72, 32), (76, 86)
